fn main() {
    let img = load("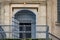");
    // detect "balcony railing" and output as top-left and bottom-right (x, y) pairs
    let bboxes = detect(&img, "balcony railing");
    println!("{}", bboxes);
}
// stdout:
(0, 25), (49, 39)
(0, 25), (60, 40)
